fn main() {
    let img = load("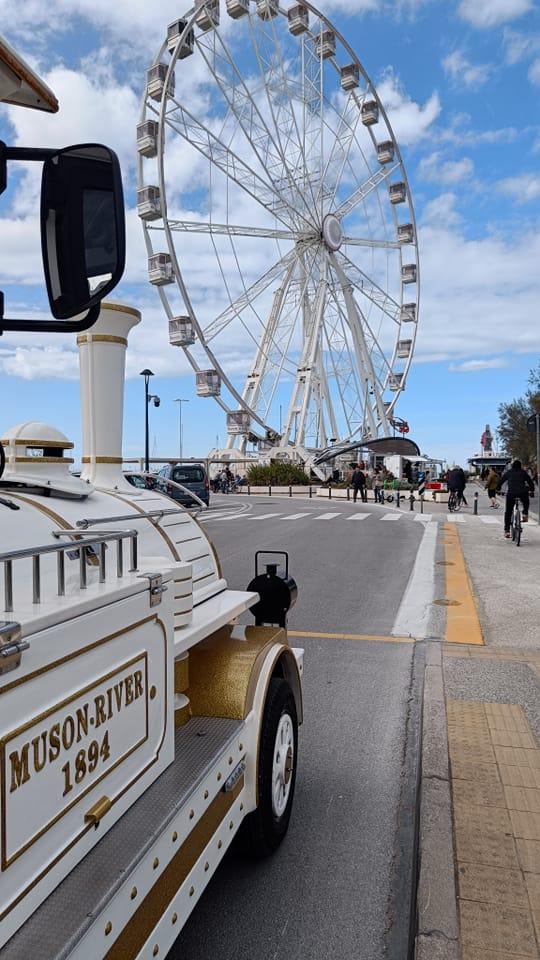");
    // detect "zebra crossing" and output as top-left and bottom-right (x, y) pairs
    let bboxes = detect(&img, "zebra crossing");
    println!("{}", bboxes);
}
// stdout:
(200, 509), (503, 527)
